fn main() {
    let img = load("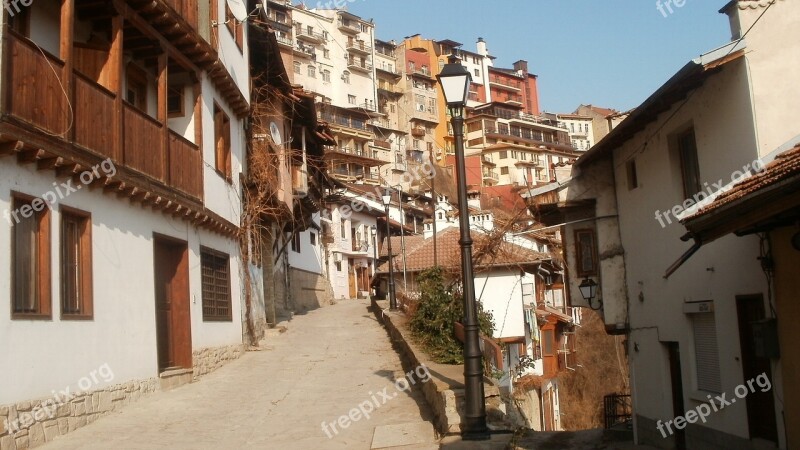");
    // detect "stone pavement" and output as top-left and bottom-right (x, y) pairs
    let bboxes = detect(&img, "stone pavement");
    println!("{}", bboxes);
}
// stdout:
(43, 299), (435, 450)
